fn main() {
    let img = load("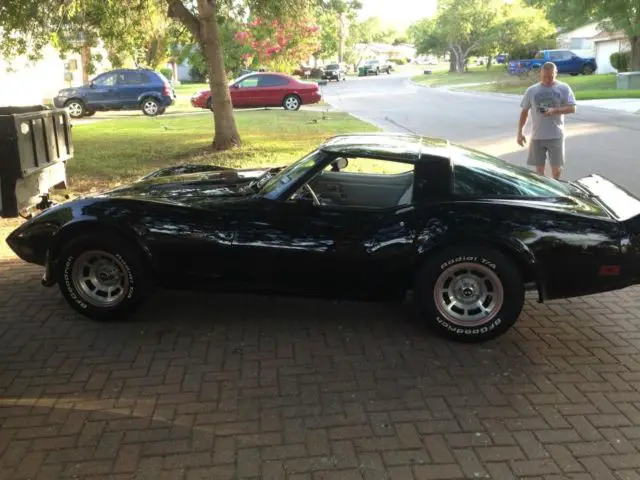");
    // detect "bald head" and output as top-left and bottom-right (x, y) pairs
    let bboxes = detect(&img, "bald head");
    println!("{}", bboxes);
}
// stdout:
(540, 62), (557, 86)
